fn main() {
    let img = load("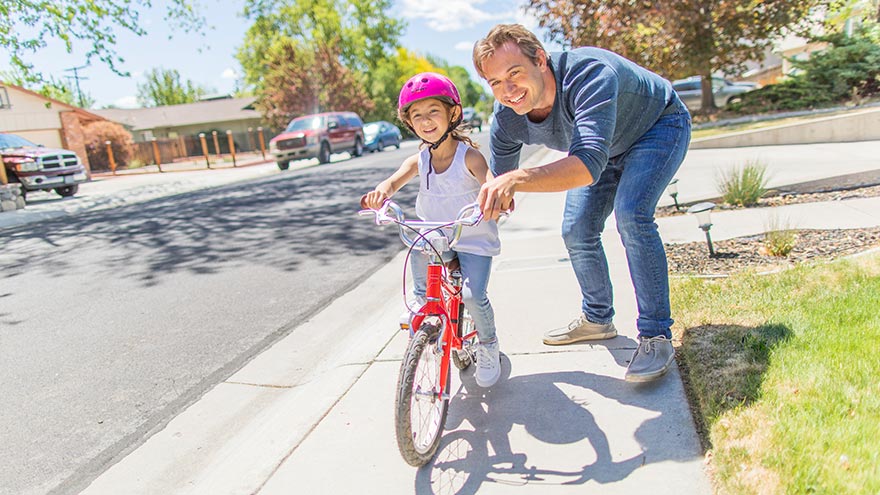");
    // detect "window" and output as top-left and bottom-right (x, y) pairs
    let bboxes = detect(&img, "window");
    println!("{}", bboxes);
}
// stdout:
(0, 86), (11, 109)
(343, 114), (363, 127)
